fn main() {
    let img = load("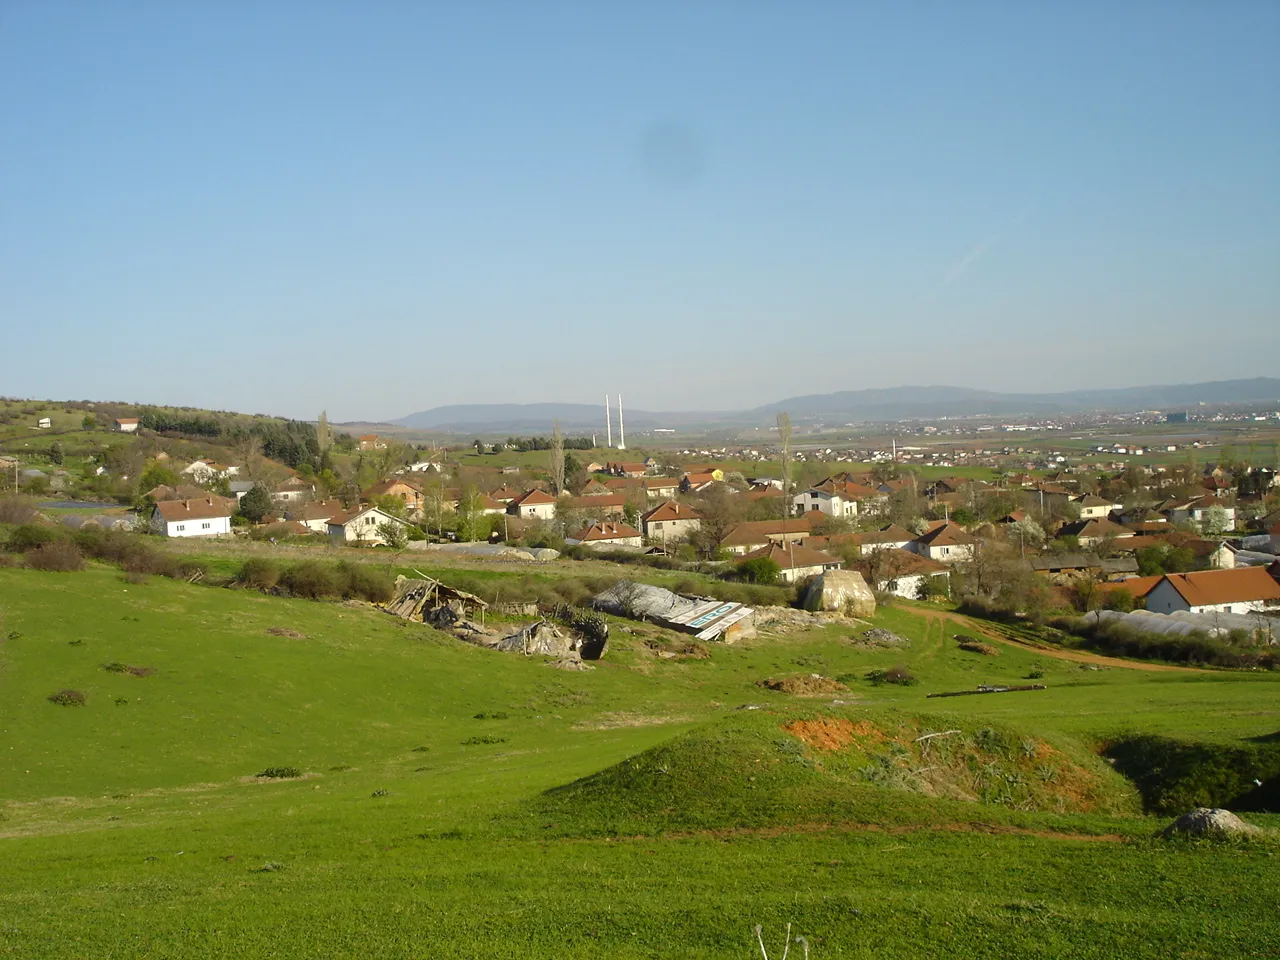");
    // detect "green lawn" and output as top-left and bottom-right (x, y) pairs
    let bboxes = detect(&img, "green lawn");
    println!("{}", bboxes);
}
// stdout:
(2, 565), (1278, 958)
